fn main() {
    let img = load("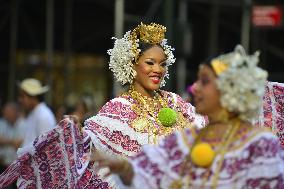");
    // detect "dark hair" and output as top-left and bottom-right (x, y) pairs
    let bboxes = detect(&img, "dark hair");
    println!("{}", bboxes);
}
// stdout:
(135, 42), (164, 62)
(139, 42), (163, 53)
(26, 93), (45, 102)
(200, 56), (218, 76)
